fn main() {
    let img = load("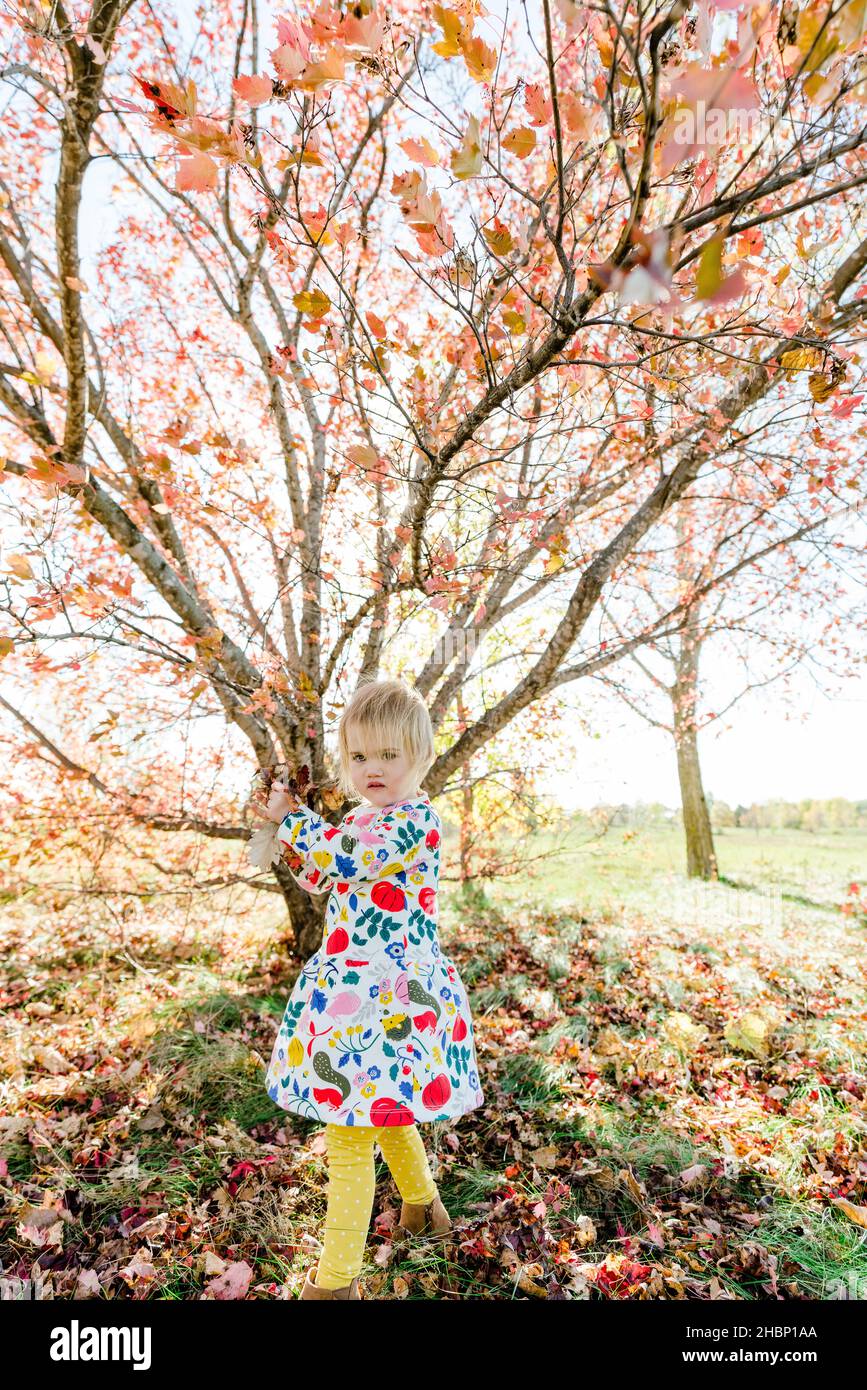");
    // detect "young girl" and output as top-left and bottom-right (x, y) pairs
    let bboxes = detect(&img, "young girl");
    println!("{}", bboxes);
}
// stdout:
(249, 677), (485, 1300)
